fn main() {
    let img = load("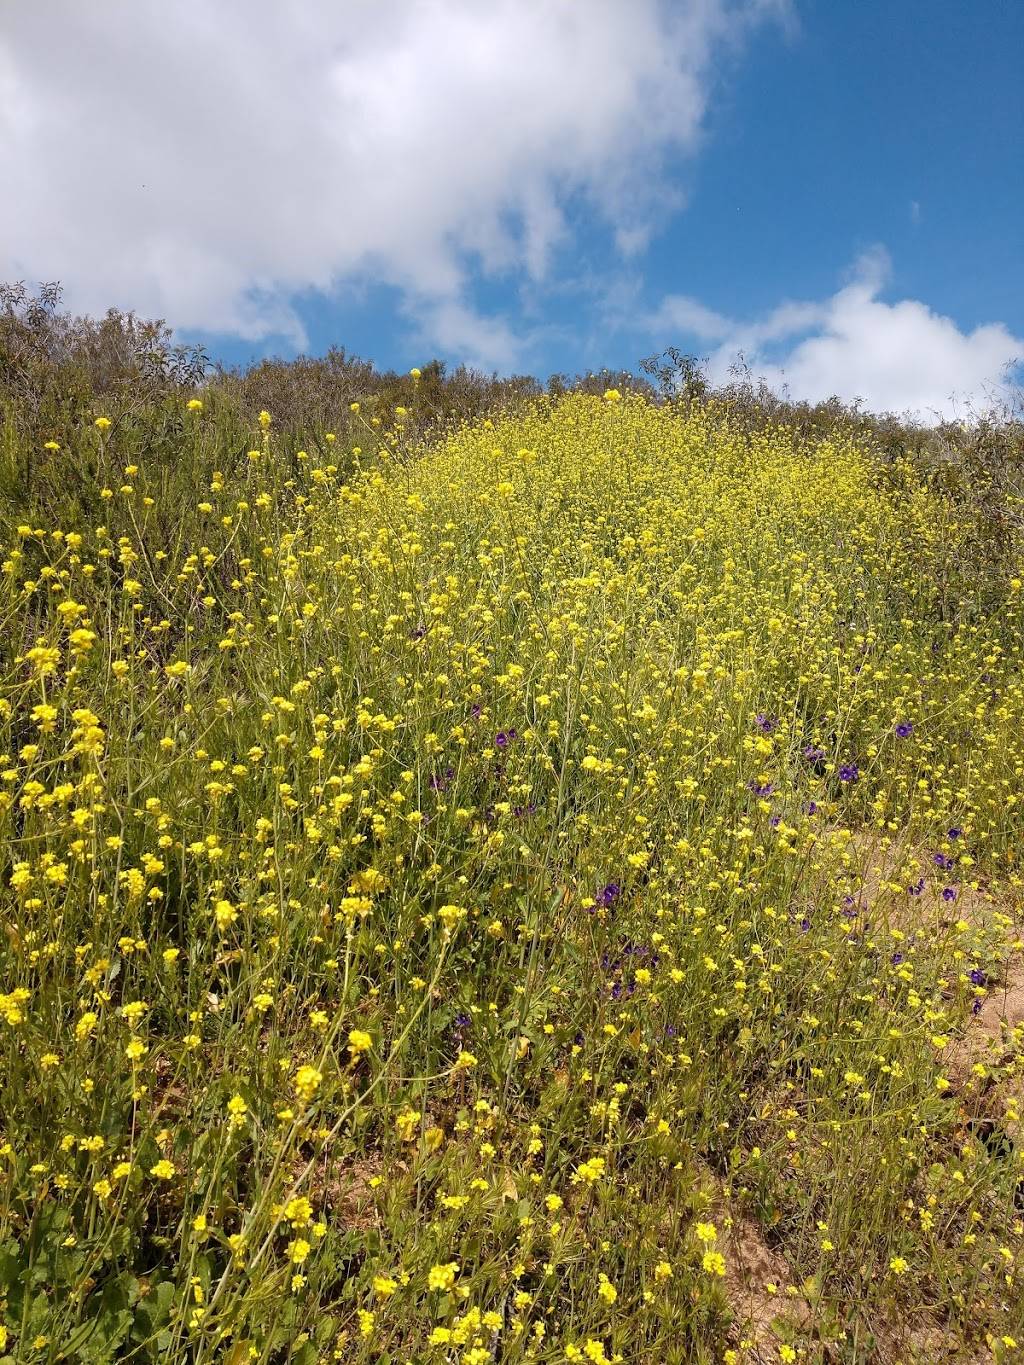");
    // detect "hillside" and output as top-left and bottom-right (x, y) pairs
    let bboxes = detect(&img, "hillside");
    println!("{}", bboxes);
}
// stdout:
(1, 390), (1023, 1363)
